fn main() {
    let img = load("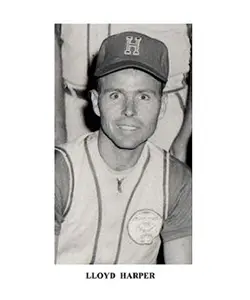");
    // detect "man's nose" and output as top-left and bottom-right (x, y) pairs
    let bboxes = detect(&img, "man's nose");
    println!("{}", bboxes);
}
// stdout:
(122, 98), (137, 117)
